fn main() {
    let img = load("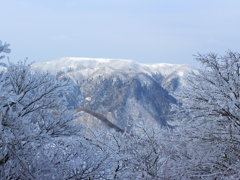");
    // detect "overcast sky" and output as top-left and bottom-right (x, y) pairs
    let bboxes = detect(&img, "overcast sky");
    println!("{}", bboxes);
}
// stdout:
(1, 0), (240, 66)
